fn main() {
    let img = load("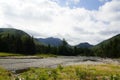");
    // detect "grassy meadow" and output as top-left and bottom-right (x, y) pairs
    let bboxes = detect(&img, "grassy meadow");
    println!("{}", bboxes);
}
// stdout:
(0, 52), (57, 58)
(0, 52), (23, 57)
(18, 64), (120, 80)
(0, 64), (119, 80)
(0, 67), (14, 80)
